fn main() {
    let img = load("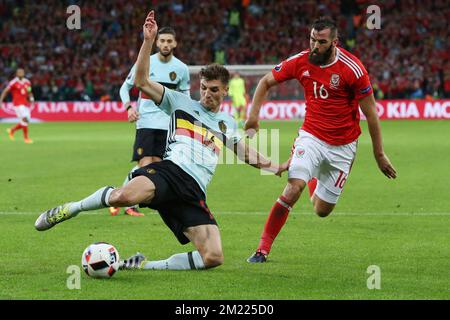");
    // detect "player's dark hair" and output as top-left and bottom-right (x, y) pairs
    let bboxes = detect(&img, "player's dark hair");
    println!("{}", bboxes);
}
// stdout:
(199, 64), (230, 85)
(311, 17), (338, 39)
(158, 27), (176, 39)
